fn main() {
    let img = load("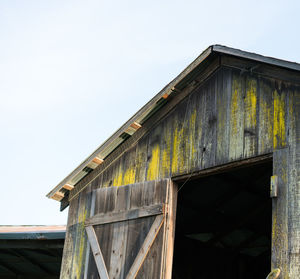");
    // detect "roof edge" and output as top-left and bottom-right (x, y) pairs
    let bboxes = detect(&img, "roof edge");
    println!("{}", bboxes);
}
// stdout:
(47, 44), (300, 203)
(212, 45), (300, 72)
(46, 46), (213, 200)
